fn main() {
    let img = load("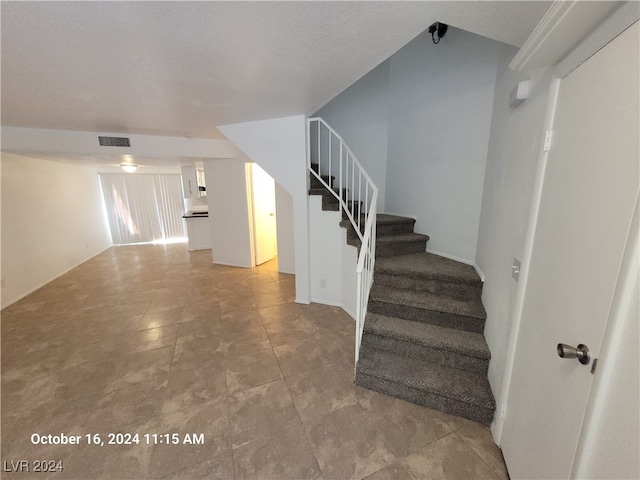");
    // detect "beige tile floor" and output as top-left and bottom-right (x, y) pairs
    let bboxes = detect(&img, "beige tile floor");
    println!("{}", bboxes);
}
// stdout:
(1, 244), (509, 480)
